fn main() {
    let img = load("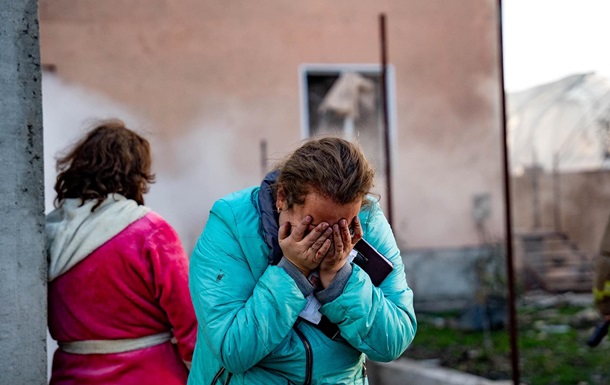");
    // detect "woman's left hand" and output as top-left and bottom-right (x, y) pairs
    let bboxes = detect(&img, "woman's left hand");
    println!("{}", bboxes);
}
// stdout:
(319, 217), (363, 288)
